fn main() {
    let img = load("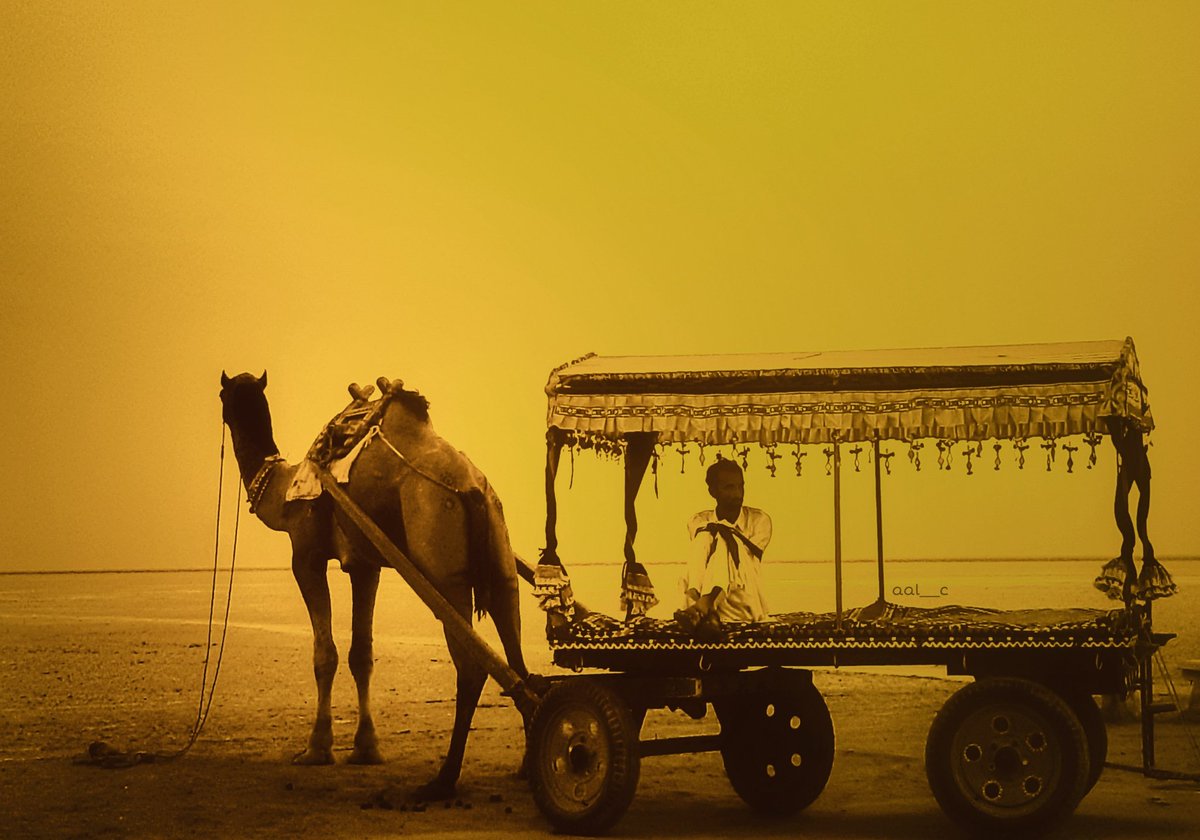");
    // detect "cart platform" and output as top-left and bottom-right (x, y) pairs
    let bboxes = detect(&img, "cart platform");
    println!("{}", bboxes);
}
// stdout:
(549, 604), (1147, 678)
